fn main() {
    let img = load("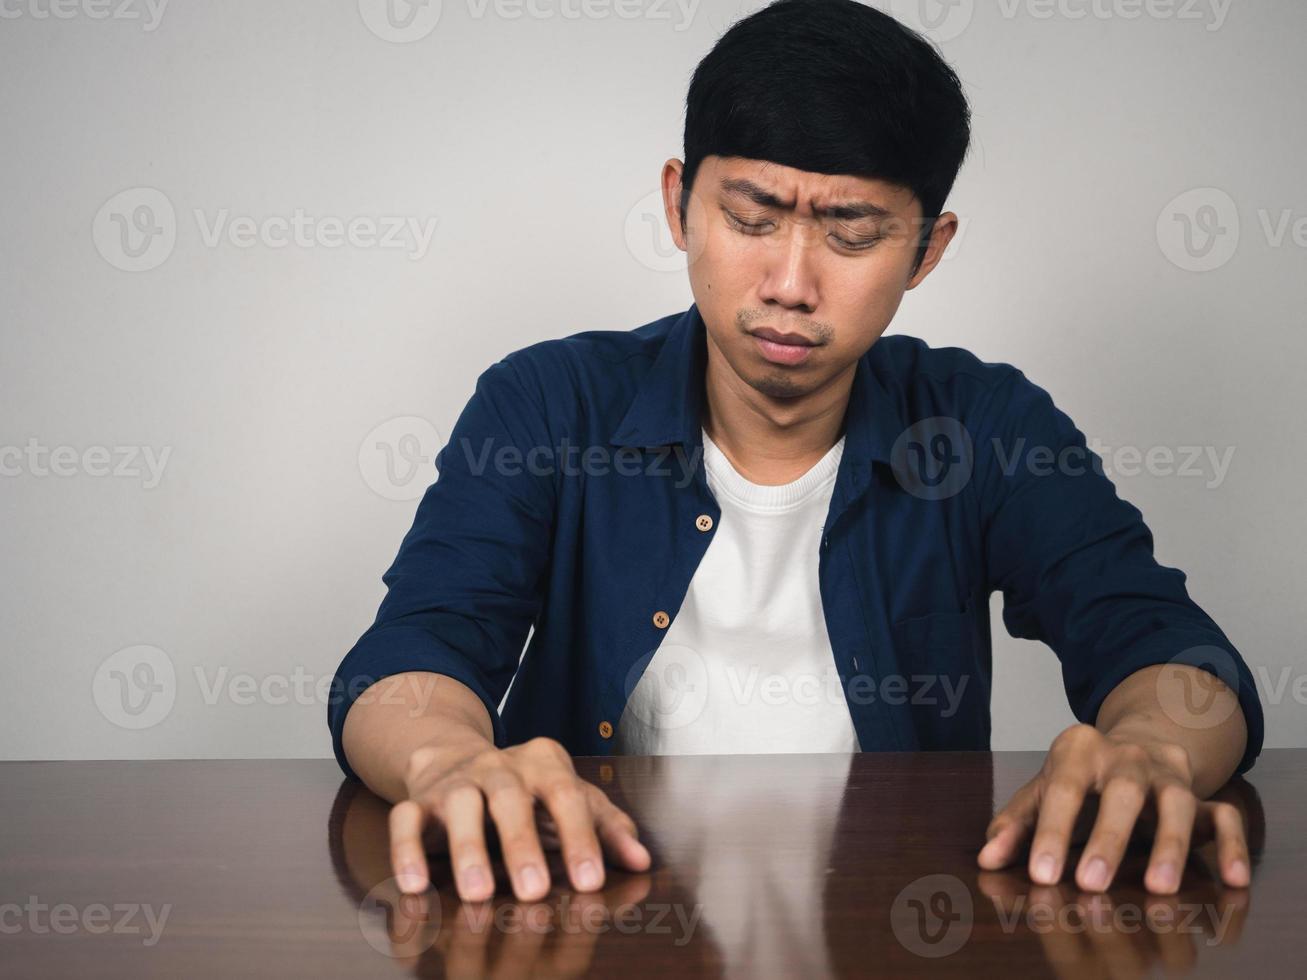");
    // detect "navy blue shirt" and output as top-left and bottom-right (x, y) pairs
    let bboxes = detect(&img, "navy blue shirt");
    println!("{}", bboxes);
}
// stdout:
(328, 303), (1263, 779)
